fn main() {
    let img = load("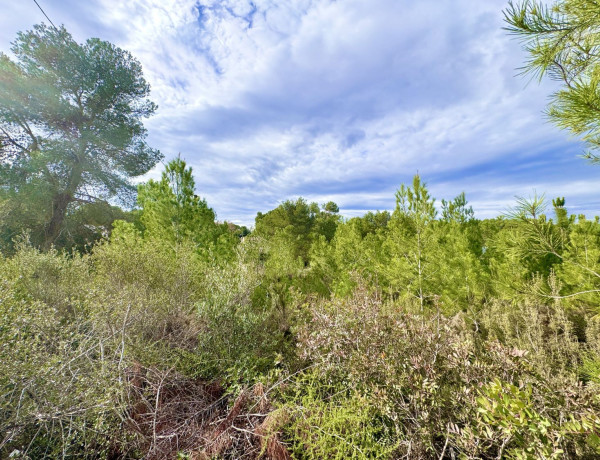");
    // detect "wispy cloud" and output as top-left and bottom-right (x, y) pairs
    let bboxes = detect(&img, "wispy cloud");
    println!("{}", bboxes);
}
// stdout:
(2, 0), (598, 225)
